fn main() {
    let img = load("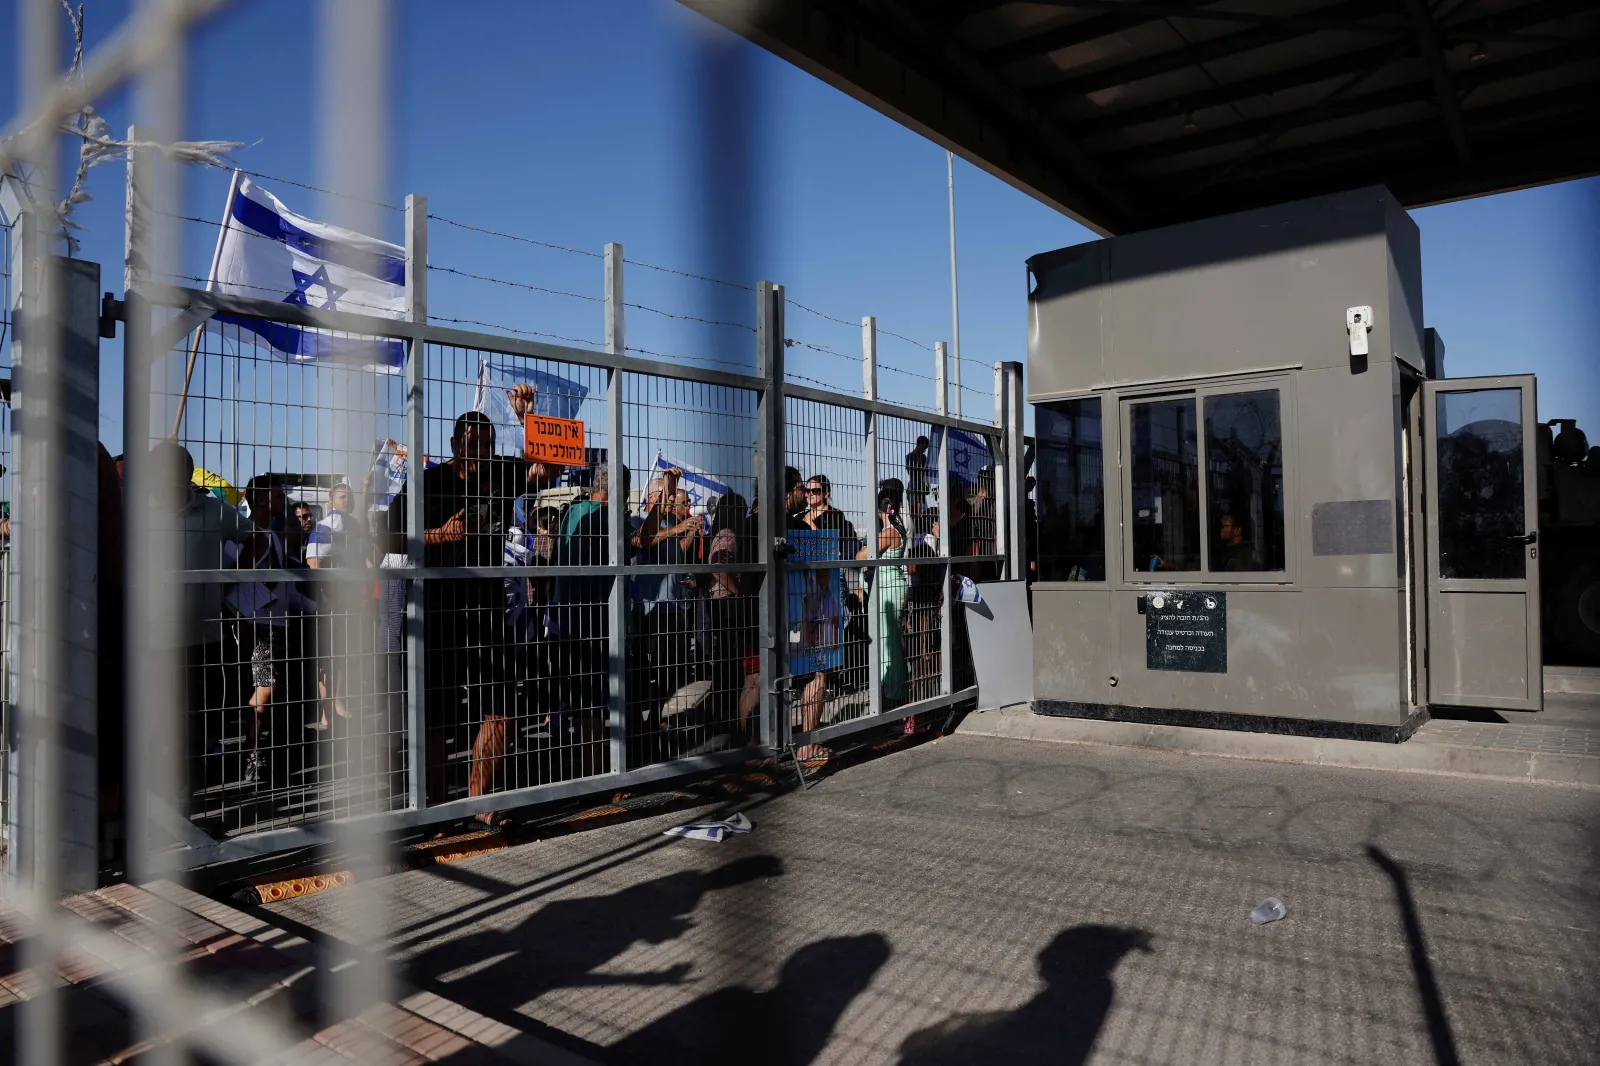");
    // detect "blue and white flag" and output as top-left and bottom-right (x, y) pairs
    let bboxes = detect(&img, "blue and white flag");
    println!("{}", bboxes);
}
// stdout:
(473, 358), (591, 455)
(208, 173), (407, 370)
(648, 451), (732, 526)
(928, 425), (994, 488)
